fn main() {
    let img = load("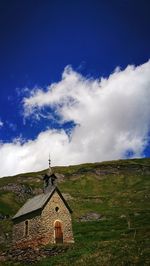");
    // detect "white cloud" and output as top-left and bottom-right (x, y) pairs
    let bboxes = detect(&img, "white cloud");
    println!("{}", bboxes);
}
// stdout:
(0, 119), (3, 128)
(0, 130), (69, 177)
(0, 61), (150, 177)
